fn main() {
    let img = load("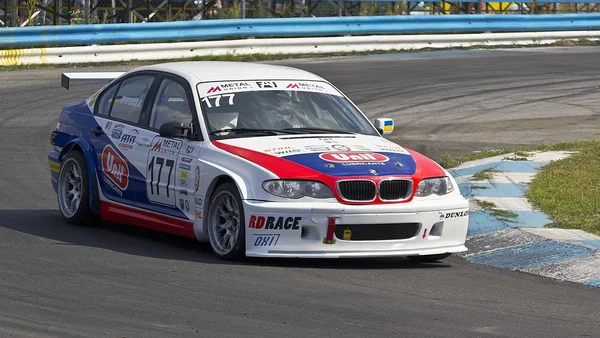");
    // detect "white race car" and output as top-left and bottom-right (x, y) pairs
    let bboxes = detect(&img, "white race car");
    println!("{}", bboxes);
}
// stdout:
(48, 61), (469, 261)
